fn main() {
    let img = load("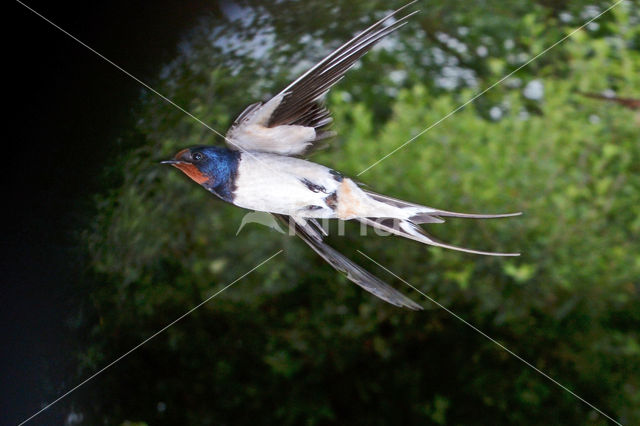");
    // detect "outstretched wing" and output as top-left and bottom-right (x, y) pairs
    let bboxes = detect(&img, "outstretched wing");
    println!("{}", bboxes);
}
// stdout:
(226, 2), (418, 156)
(274, 214), (423, 310)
